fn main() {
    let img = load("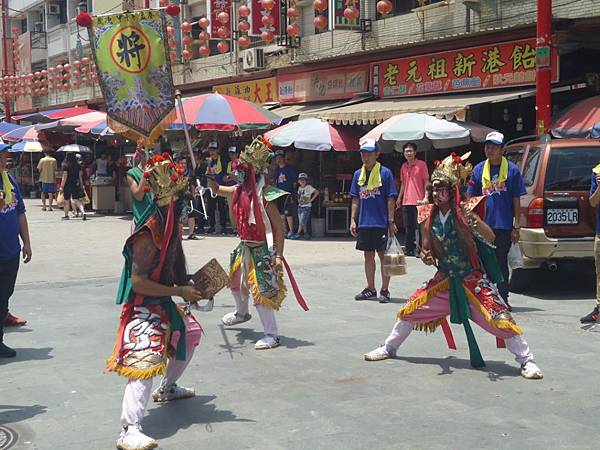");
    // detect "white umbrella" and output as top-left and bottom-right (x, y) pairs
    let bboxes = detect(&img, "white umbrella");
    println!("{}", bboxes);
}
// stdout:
(57, 144), (92, 153)
(360, 113), (496, 153)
